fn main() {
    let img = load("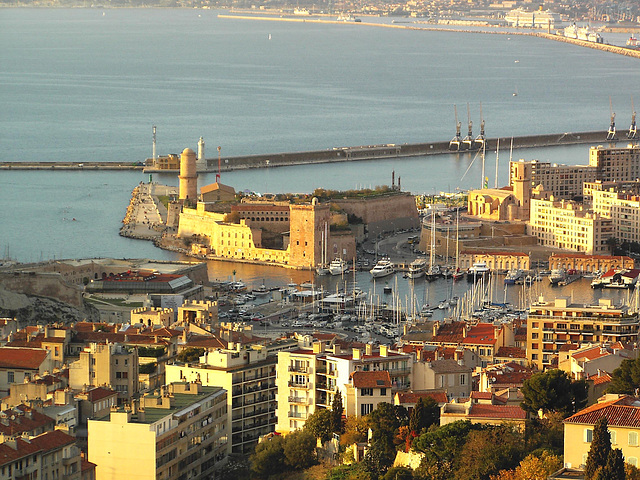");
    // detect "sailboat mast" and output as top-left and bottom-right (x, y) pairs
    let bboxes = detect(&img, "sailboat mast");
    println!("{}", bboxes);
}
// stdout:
(481, 141), (486, 189)
(455, 209), (460, 271)
(495, 138), (500, 188)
